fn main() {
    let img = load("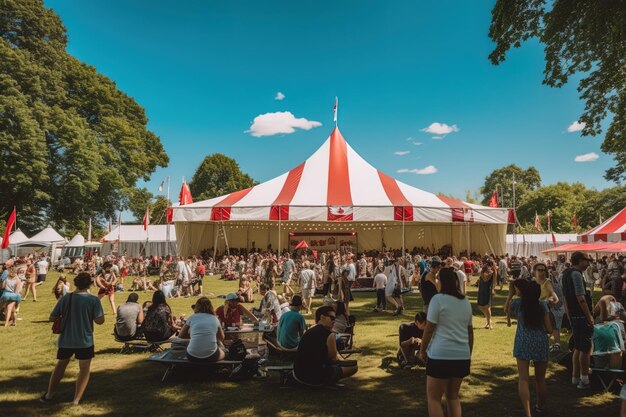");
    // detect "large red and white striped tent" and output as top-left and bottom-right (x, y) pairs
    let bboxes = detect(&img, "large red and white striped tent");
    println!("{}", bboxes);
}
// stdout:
(580, 207), (626, 243)
(173, 127), (510, 255)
